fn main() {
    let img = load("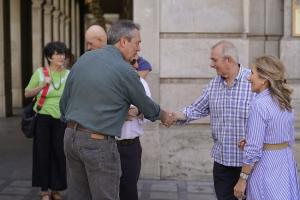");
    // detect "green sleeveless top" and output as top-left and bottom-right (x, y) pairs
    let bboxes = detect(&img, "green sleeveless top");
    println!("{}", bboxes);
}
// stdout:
(25, 67), (69, 119)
